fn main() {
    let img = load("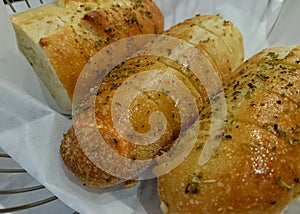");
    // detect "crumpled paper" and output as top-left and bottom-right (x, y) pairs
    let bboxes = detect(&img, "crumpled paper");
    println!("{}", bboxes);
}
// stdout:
(1, 0), (300, 213)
